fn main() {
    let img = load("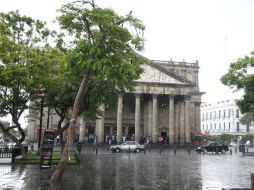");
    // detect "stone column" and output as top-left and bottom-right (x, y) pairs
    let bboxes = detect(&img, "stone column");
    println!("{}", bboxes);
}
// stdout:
(79, 116), (86, 143)
(168, 95), (175, 144)
(179, 99), (185, 145)
(135, 94), (141, 142)
(184, 96), (191, 144)
(152, 95), (158, 142)
(98, 104), (105, 144)
(143, 101), (148, 137)
(174, 101), (179, 144)
(117, 95), (123, 143)
(195, 102), (201, 133)
(147, 98), (153, 137)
